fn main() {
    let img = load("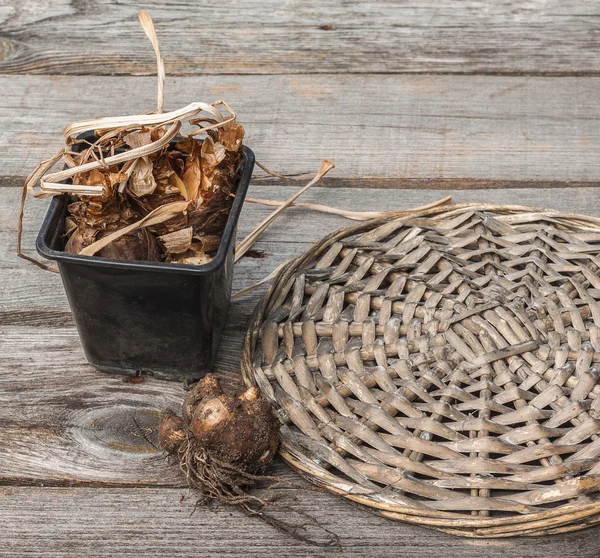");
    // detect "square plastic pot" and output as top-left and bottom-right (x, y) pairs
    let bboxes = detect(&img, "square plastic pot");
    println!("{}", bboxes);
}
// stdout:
(36, 139), (255, 382)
